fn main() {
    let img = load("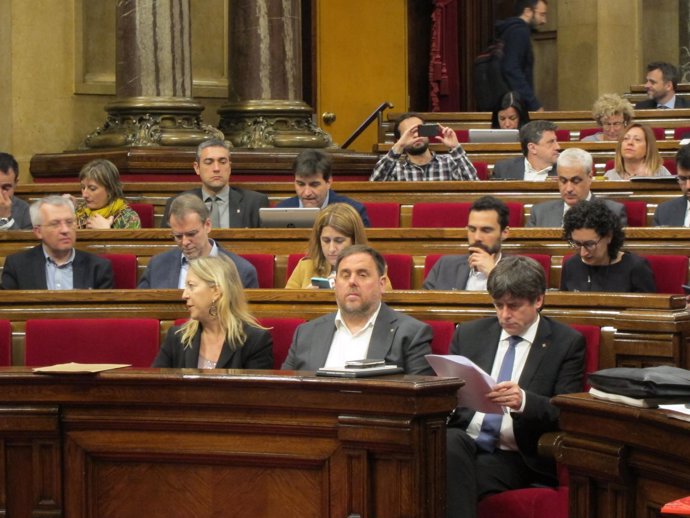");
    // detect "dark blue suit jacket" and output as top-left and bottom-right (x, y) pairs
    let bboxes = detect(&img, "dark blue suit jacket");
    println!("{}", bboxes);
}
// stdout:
(276, 190), (370, 227)
(1, 244), (113, 289)
(137, 242), (258, 289)
(654, 196), (687, 226)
